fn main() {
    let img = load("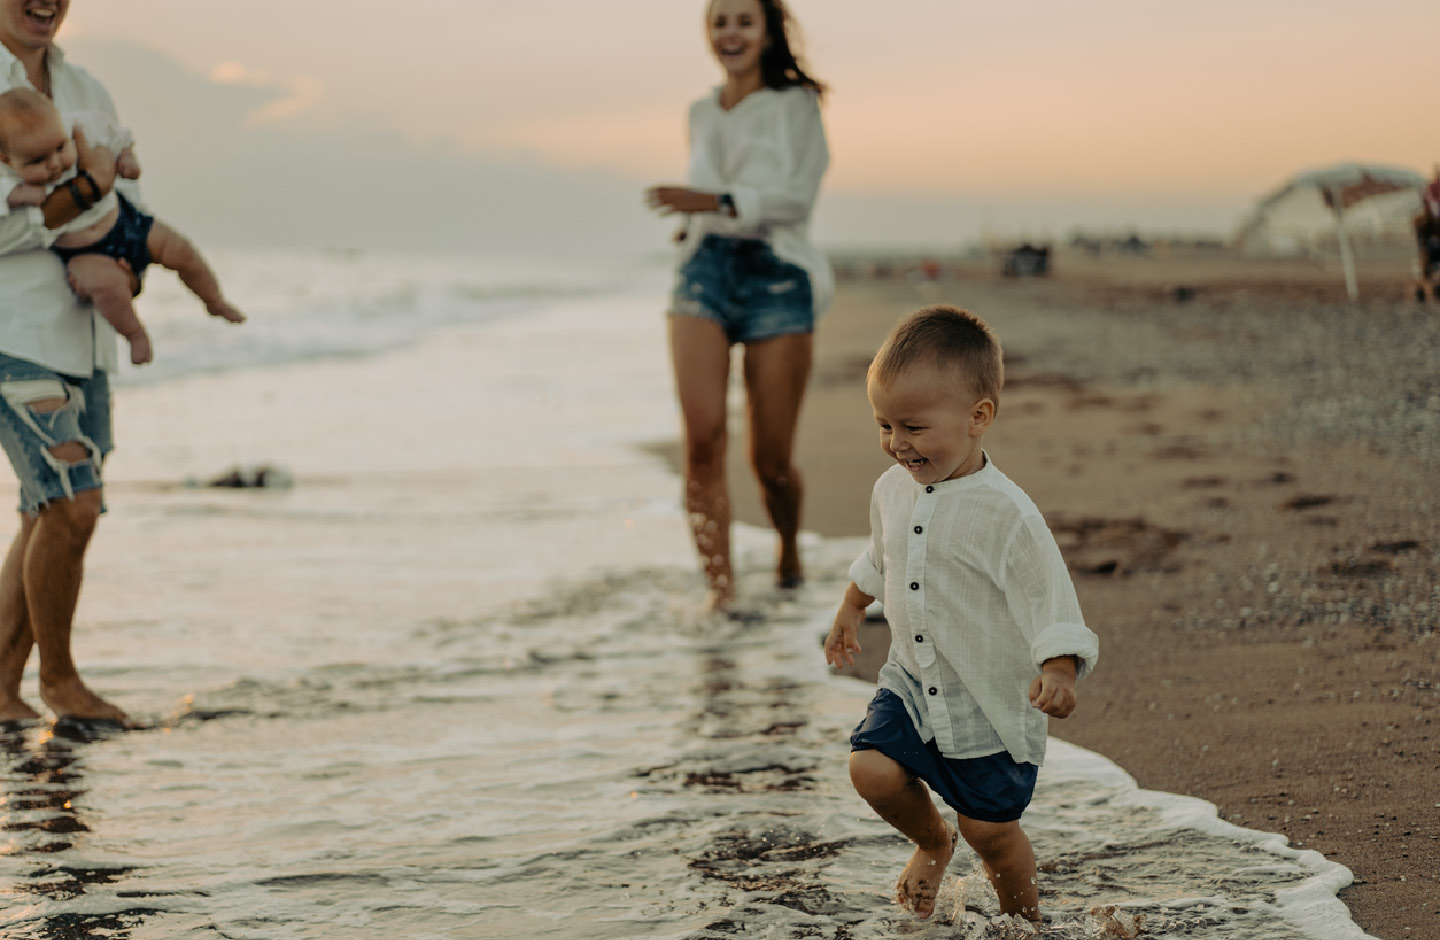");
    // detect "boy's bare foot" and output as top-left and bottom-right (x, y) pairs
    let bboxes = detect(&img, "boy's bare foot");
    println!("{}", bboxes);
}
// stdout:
(208, 302), (246, 323)
(126, 329), (153, 365)
(40, 677), (131, 727)
(896, 822), (957, 919)
(0, 694), (42, 723)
